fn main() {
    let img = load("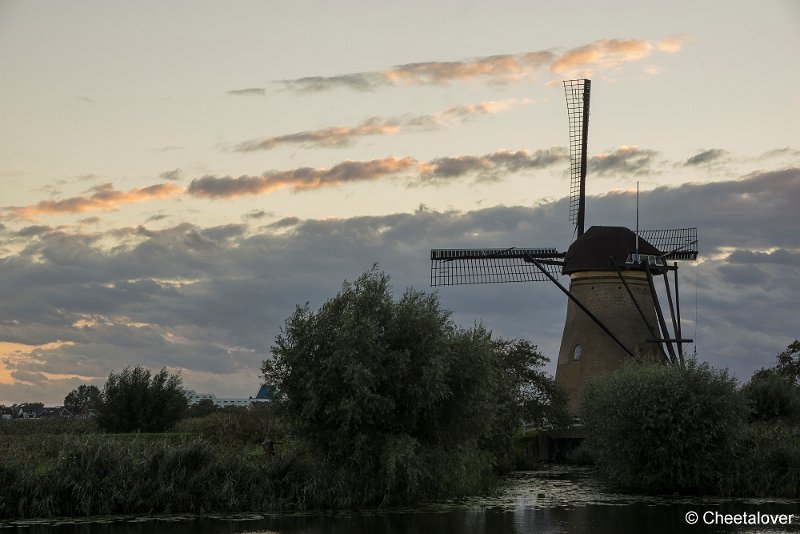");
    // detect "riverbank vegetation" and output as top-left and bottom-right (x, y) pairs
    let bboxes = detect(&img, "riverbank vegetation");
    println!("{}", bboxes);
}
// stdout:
(581, 340), (800, 498)
(262, 268), (567, 506)
(0, 269), (565, 519)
